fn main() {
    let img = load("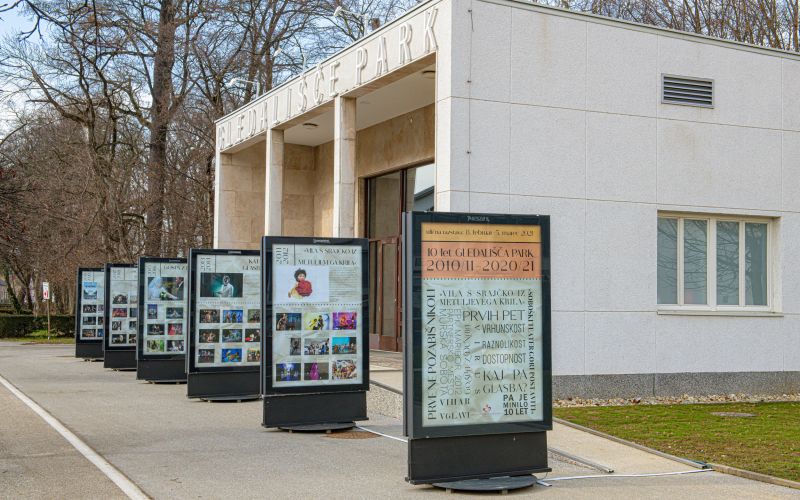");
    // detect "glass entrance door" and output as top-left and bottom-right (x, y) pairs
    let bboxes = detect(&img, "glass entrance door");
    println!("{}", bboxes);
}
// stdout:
(367, 164), (434, 351)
